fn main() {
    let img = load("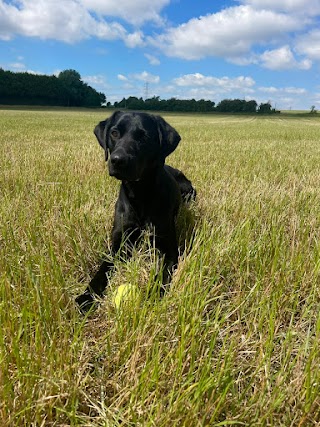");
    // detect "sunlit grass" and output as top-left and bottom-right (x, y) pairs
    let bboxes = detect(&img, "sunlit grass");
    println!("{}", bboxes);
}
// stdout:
(1, 108), (320, 425)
